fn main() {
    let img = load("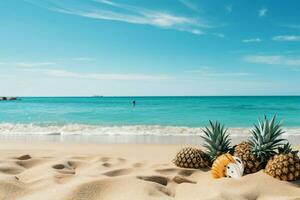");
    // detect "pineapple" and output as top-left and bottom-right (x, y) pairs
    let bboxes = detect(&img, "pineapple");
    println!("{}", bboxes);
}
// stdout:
(234, 141), (262, 174)
(265, 143), (300, 181)
(173, 147), (210, 169)
(234, 115), (285, 174)
(201, 121), (232, 163)
(173, 121), (231, 169)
